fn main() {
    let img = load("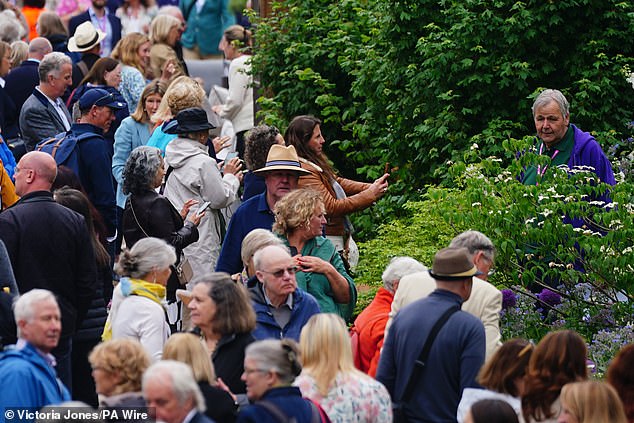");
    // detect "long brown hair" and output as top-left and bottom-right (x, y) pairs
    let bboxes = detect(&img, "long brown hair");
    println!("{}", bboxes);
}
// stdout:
(521, 330), (588, 422)
(80, 57), (120, 87)
(53, 186), (110, 267)
(284, 115), (336, 181)
(111, 32), (149, 75)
